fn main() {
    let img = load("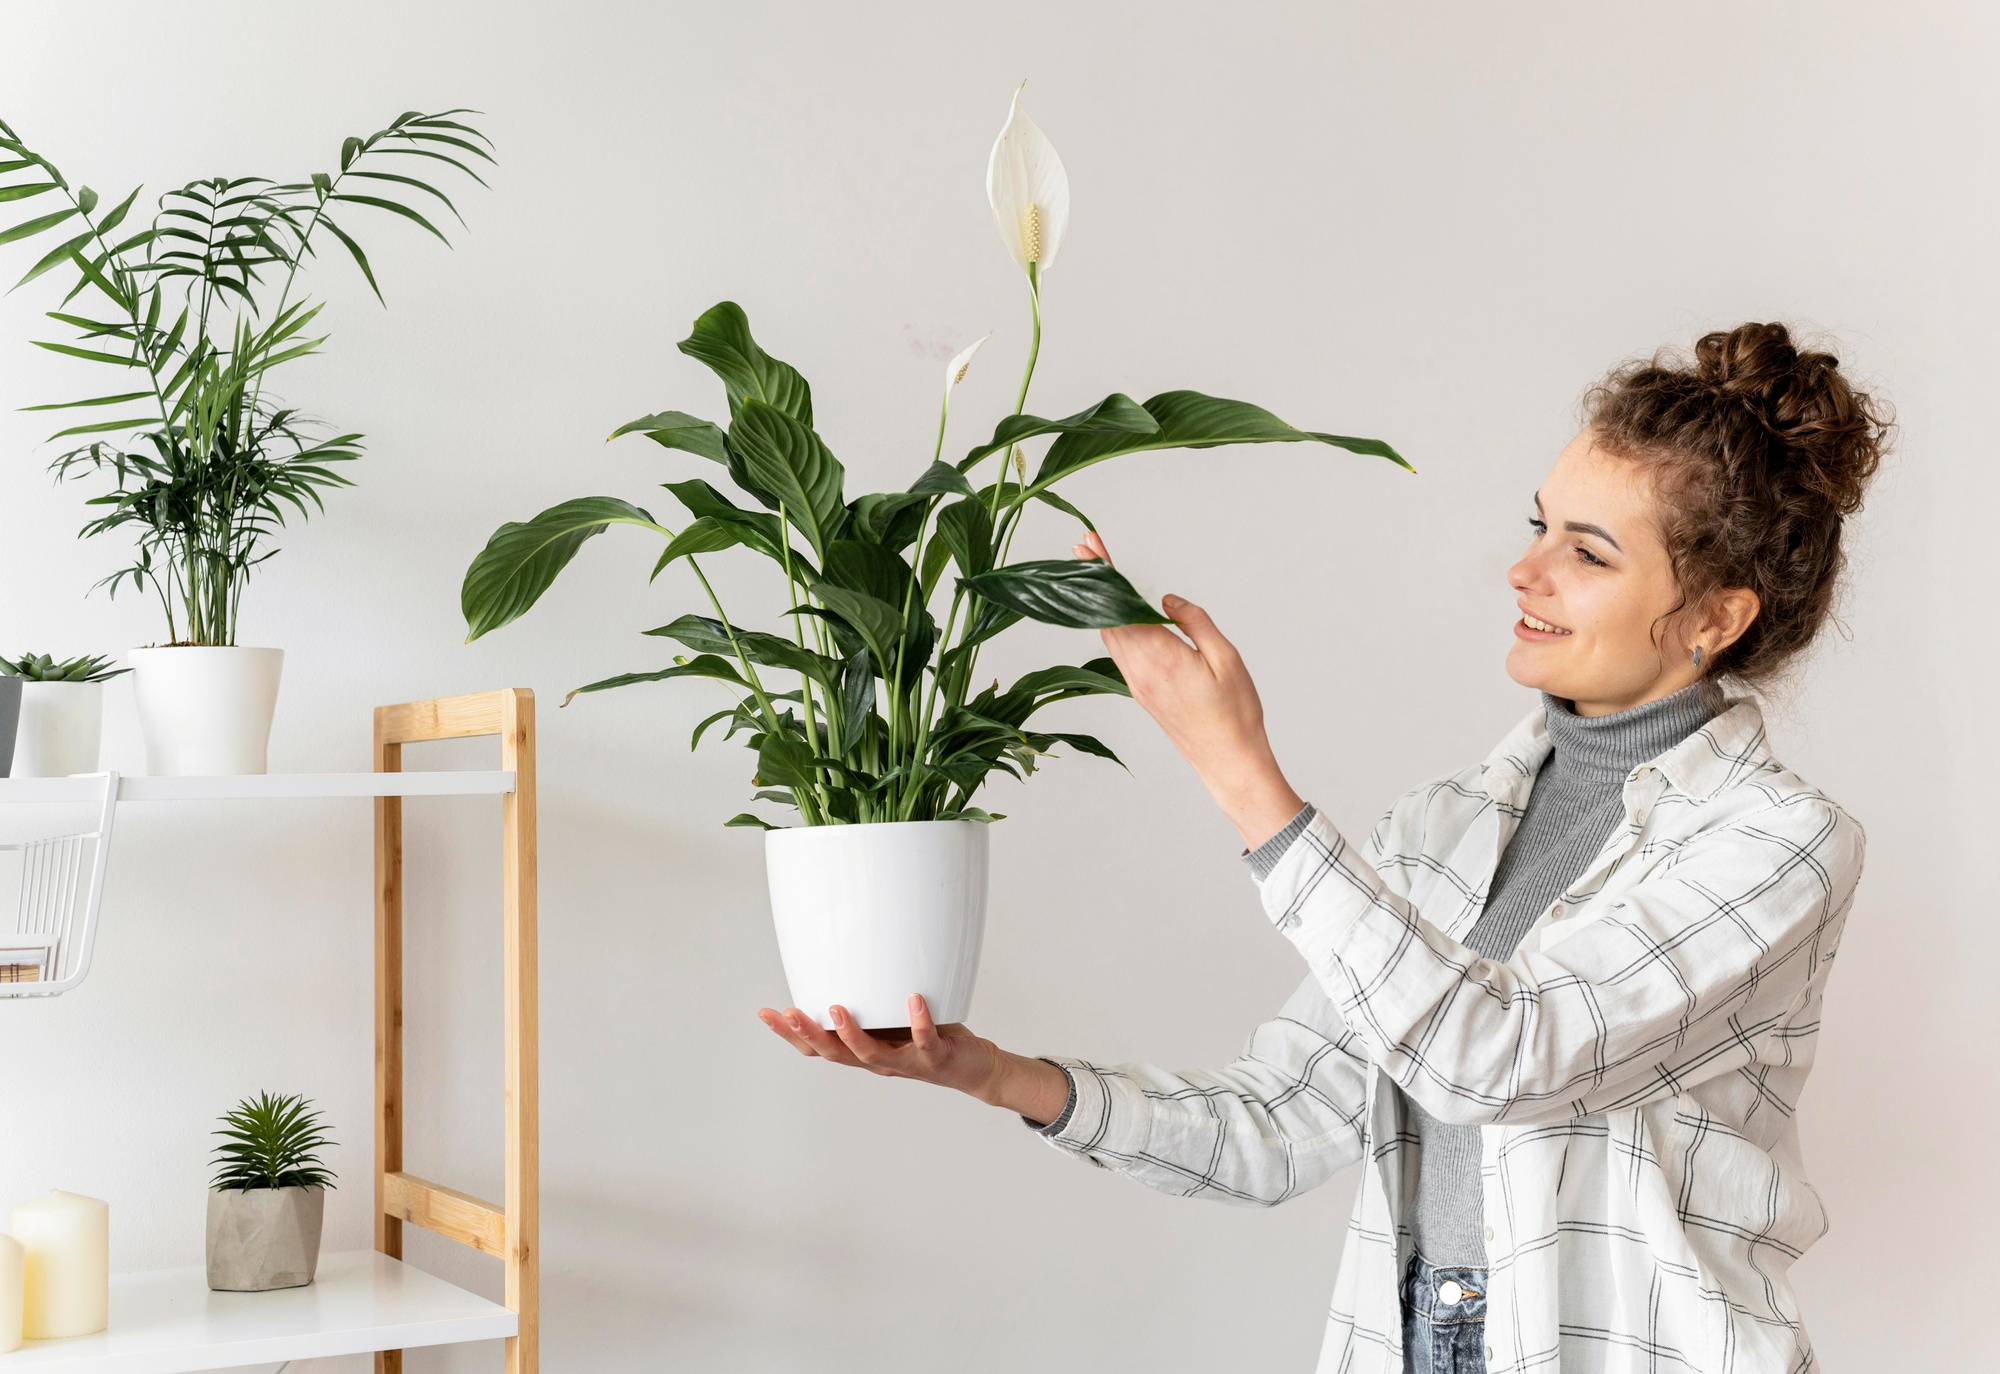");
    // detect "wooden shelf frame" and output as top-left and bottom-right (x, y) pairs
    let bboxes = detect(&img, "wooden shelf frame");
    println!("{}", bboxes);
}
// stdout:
(373, 690), (538, 1374)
